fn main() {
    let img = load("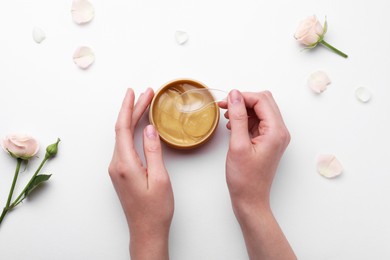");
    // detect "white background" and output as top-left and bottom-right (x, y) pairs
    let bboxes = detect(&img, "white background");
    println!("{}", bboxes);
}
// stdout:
(1, 0), (390, 259)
